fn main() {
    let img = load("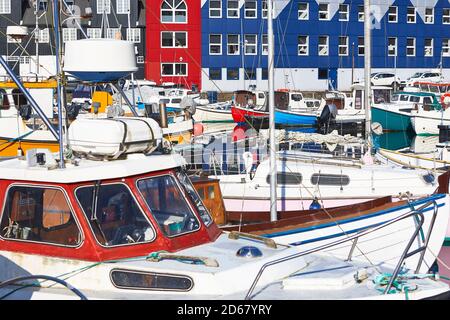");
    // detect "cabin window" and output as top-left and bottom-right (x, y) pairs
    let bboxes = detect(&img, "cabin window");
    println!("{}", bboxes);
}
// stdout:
(423, 97), (433, 105)
(0, 89), (10, 110)
(410, 96), (420, 102)
(176, 171), (213, 226)
(0, 186), (81, 246)
(110, 269), (193, 291)
(76, 183), (155, 247)
(311, 174), (350, 186)
(137, 175), (201, 237)
(400, 95), (409, 102)
(266, 172), (303, 185)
